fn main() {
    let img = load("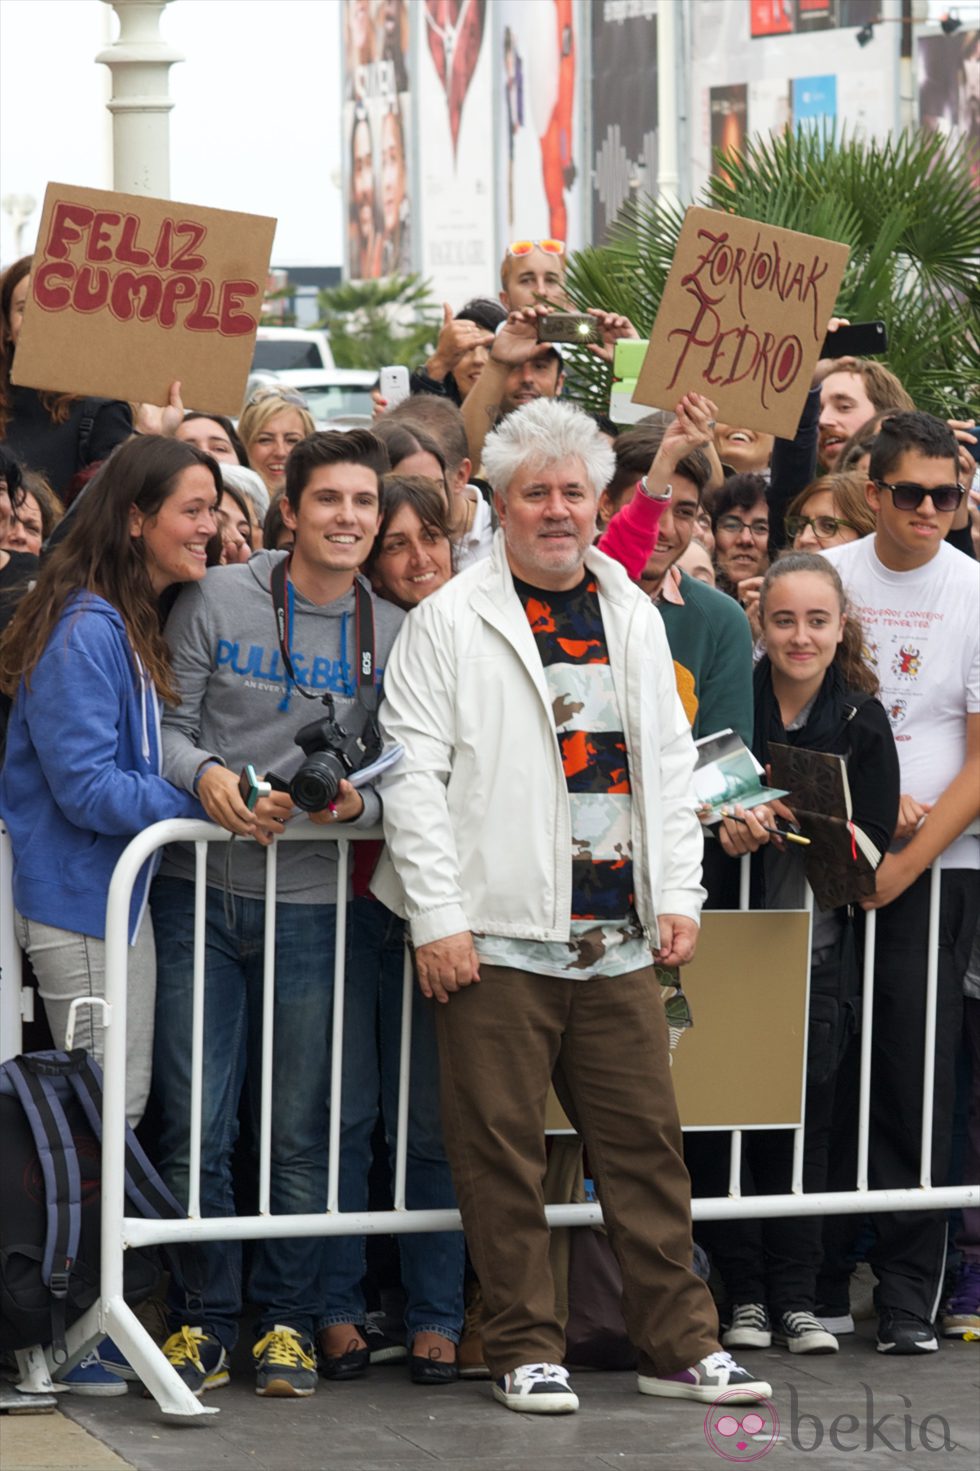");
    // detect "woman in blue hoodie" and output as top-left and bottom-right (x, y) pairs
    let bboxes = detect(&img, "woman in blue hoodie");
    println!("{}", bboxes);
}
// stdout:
(0, 435), (219, 1132)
